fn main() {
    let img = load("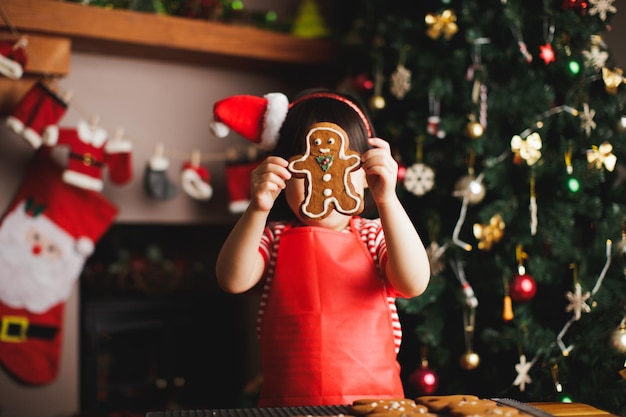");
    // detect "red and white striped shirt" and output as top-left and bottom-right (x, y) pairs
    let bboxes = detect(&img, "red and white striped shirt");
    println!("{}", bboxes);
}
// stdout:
(256, 217), (403, 353)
